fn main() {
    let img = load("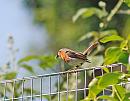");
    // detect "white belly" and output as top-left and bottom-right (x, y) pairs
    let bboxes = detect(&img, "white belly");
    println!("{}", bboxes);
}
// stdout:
(68, 58), (85, 67)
